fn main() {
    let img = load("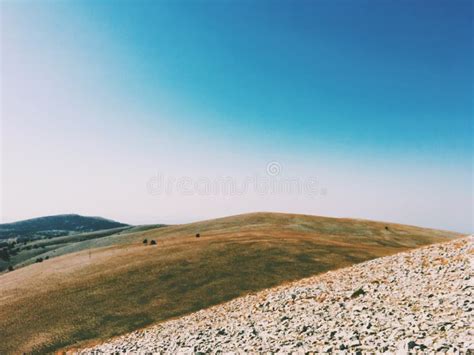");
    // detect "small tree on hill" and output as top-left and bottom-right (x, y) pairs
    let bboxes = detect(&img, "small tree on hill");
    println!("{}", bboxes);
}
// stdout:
(143, 239), (148, 244)
(8, 265), (13, 272)
(150, 240), (157, 245)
